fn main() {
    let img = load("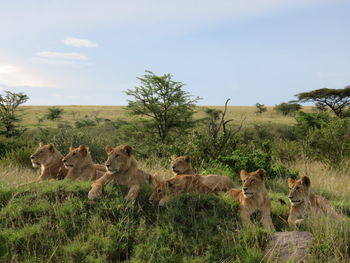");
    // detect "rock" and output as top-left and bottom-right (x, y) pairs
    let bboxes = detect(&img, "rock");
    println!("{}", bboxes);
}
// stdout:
(264, 231), (313, 262)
